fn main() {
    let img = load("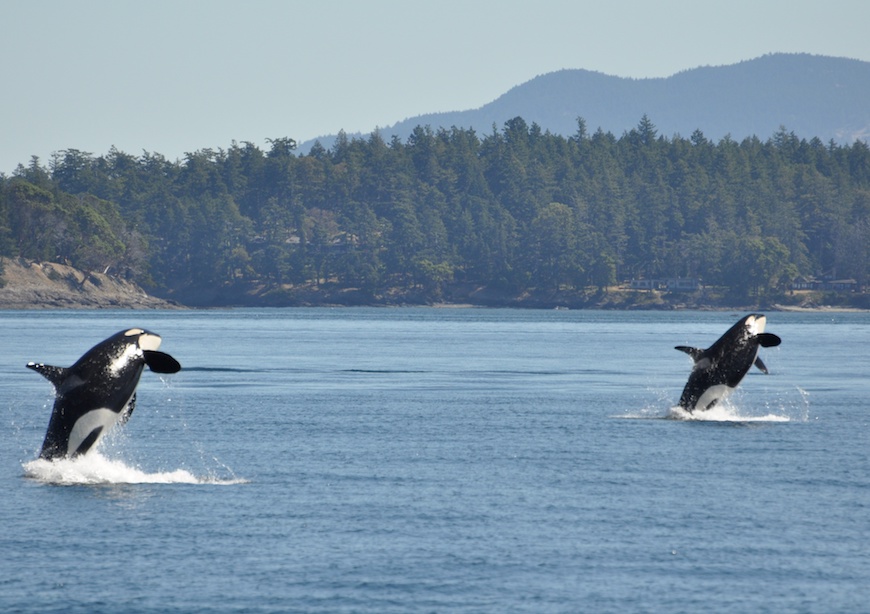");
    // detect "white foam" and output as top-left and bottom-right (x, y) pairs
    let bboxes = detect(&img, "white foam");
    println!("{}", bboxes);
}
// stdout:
(614, 385), (803, 422)
(665, 402), (790, 422)
(22, 451), (247, 486)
